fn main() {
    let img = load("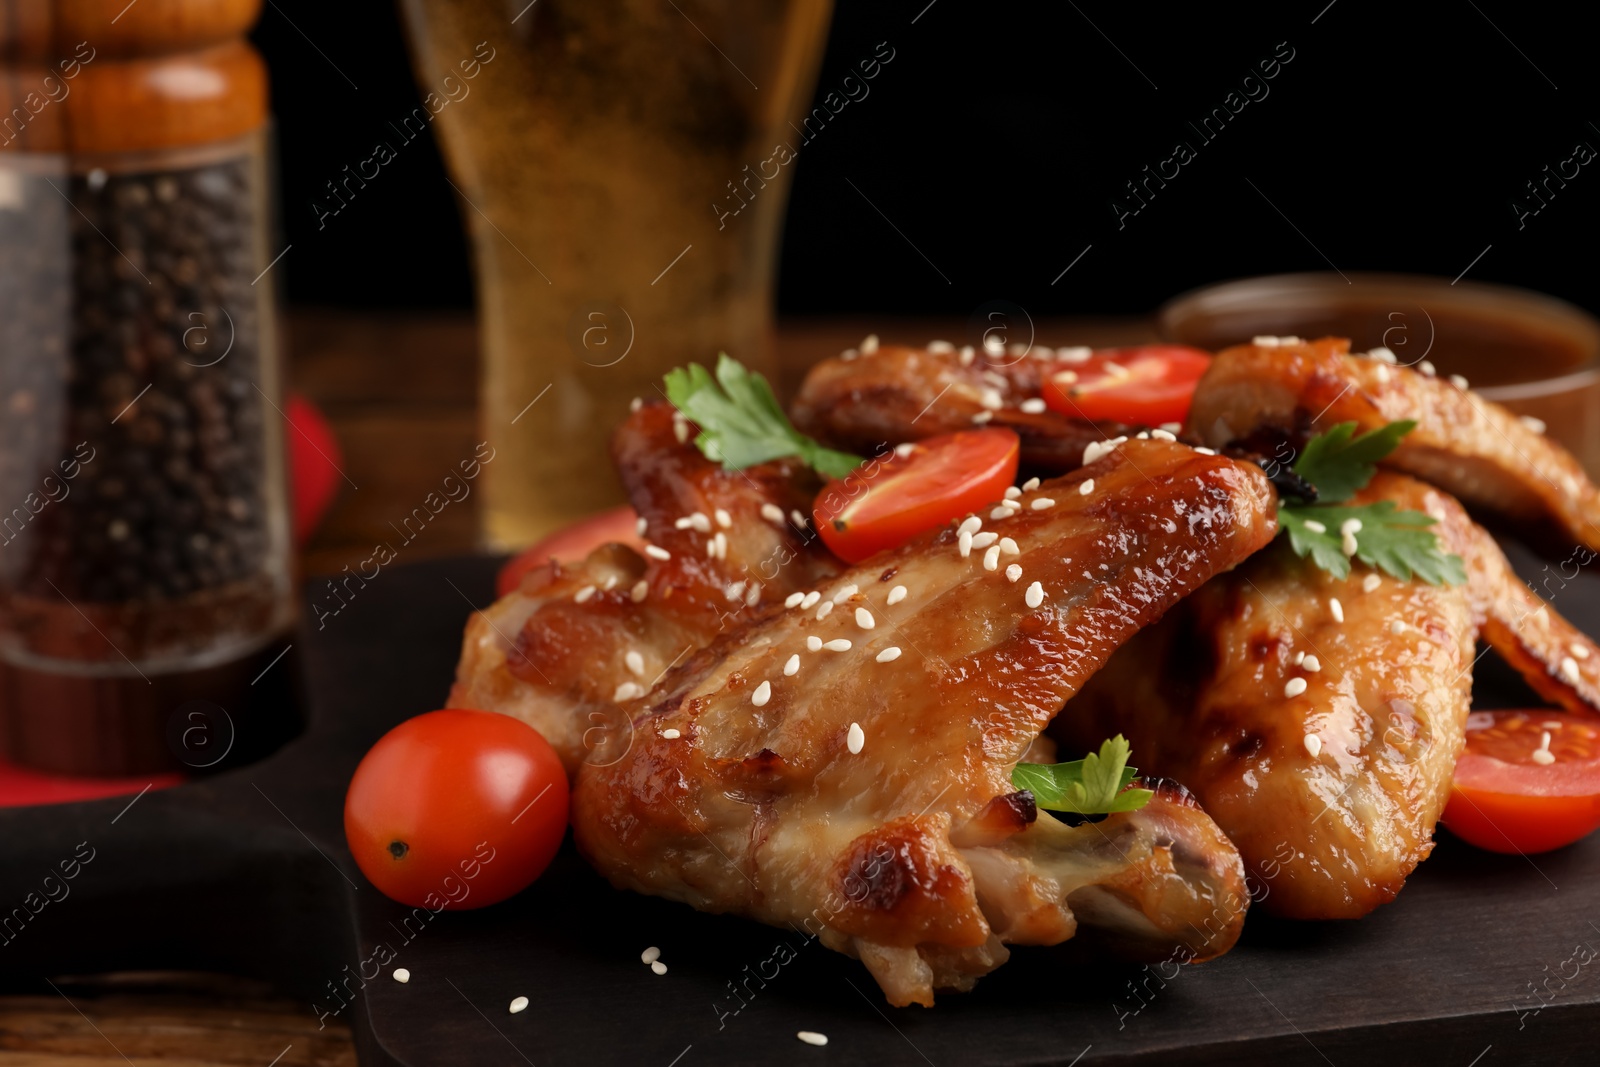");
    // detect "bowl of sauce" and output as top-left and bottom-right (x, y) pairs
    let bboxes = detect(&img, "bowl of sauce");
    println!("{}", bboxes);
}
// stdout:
(1158, 272), (1600, 474)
